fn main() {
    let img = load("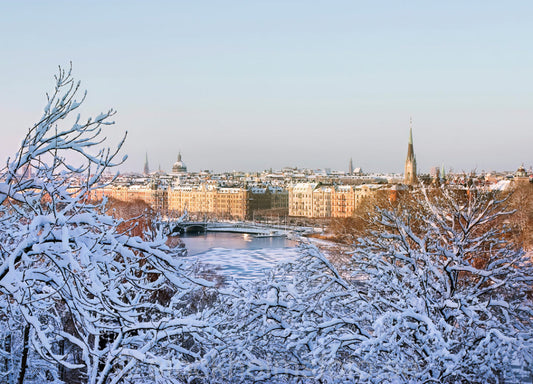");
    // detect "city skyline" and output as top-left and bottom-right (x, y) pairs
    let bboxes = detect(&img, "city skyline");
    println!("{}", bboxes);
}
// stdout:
(1, 1), (532, 174)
